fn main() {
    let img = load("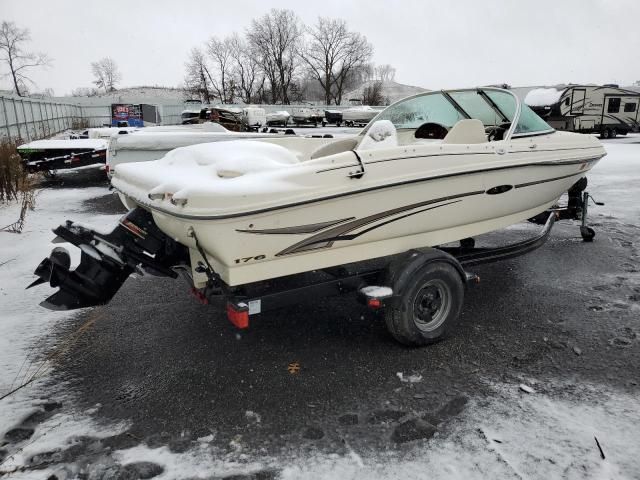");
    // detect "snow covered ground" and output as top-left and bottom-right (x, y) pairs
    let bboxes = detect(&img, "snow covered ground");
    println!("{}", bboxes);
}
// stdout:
(0, 137), (639, 478)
